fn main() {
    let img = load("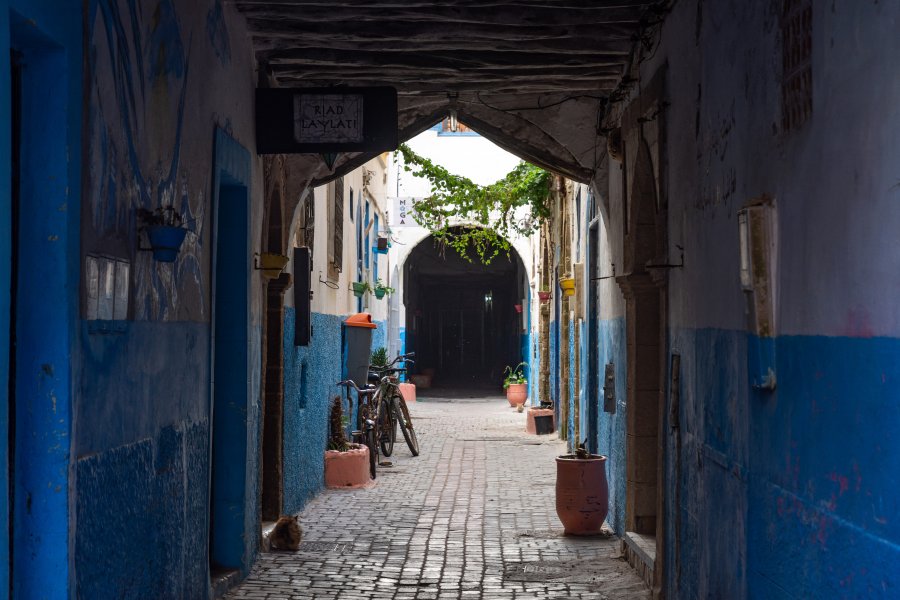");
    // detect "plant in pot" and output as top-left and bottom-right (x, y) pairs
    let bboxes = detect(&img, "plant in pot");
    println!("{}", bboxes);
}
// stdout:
(324, 396), (372, 488)
(559, 275), (576, 297)
(370, 346), (389, 369)
(351, 280), (371, 298)
(503, 362), (528, 407)
(538, 287), (552, 304)
(556, 438), (609, 535)
(373, 279), (394, 300)
(138, 206), (190, 263)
